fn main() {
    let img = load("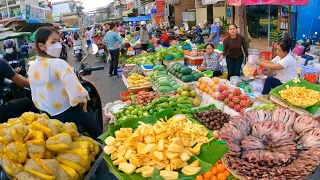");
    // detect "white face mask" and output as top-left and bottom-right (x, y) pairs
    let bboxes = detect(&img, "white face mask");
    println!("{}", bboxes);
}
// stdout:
(45, 42), (62, 57)
(6, 48), (14, 54)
